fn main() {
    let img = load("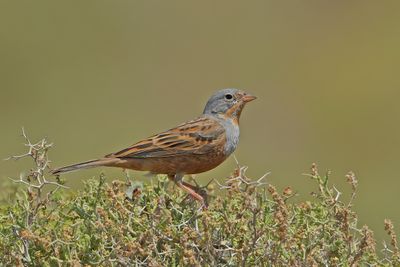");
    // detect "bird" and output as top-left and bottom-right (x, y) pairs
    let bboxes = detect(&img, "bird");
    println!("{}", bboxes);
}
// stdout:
(52, 88), (256, 204)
